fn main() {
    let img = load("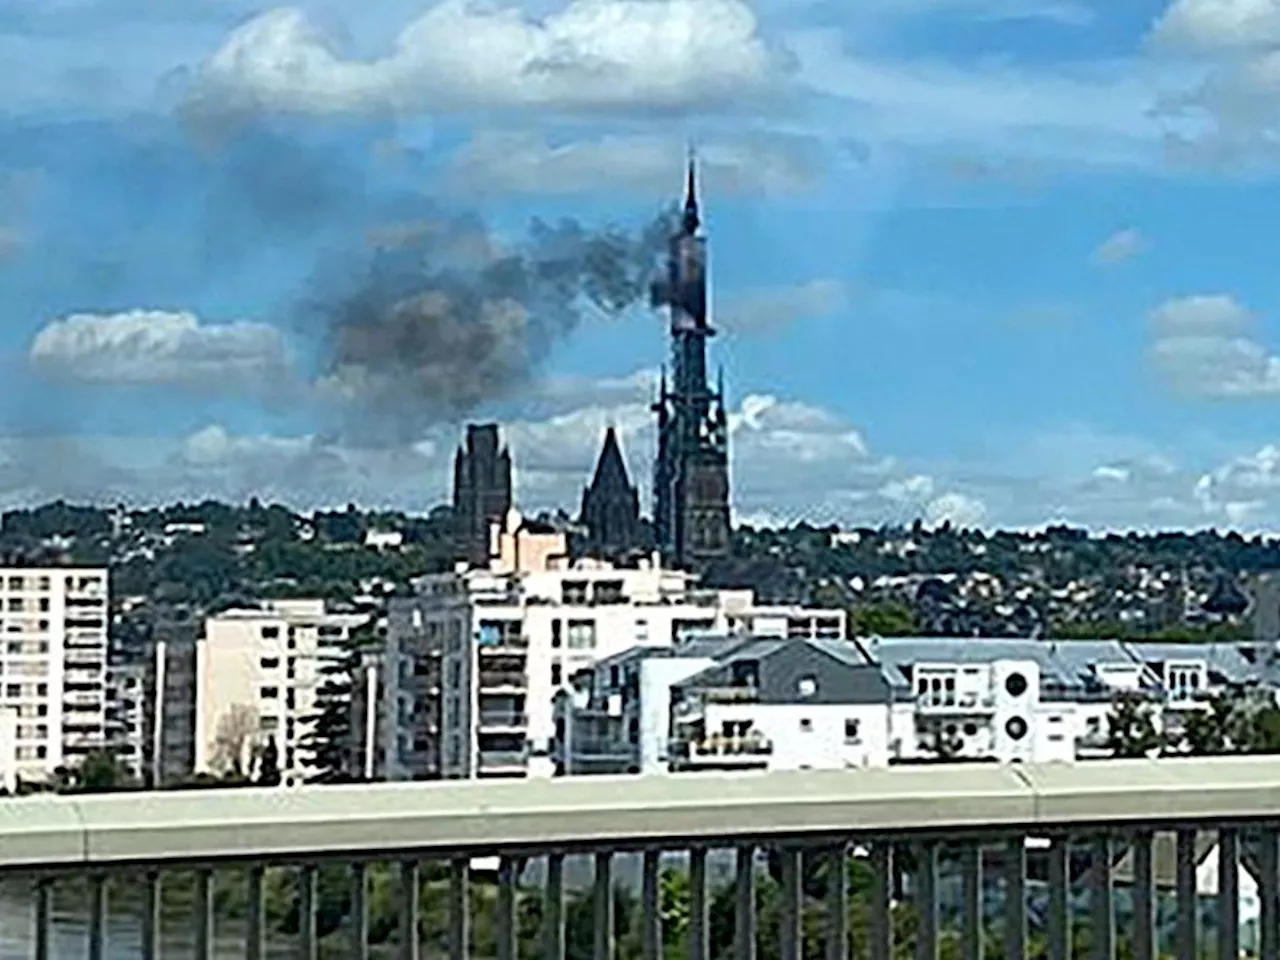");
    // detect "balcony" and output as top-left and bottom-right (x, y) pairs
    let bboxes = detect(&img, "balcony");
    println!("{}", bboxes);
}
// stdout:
(0, 758), (1276, 958)
(670, 732), (774, 768)
(915, 693), (997, 714)
(476, 748), (529, 774)
(478, 670), (527, 693)
(477, 710), (528, 732)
